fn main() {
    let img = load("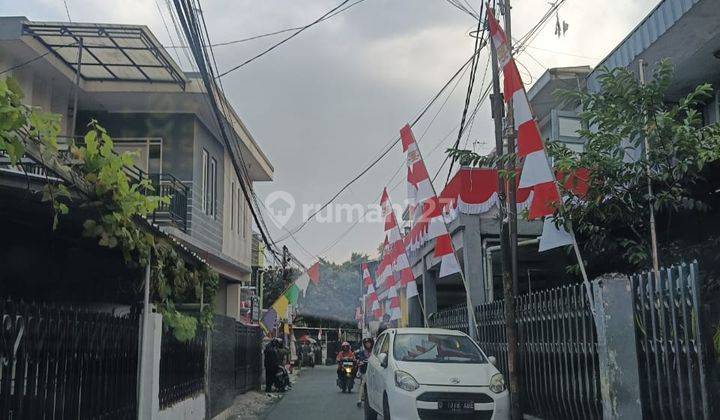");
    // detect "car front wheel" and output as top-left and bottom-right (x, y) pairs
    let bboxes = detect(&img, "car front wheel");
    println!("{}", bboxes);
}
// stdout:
(363, 387), (377, 420)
